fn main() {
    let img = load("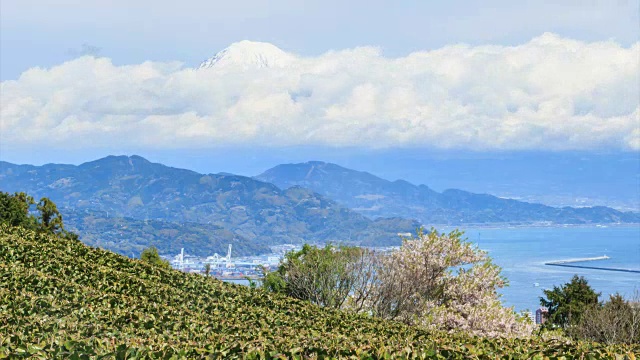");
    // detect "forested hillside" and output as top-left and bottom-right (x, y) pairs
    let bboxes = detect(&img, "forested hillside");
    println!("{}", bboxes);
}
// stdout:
(257, 161), (640, 225)
(0, 156), (419, 255)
